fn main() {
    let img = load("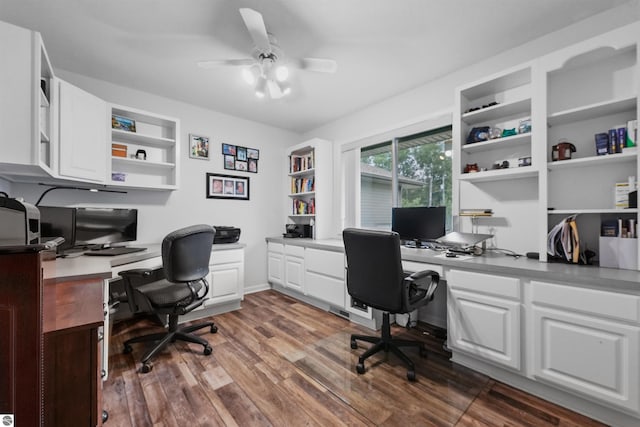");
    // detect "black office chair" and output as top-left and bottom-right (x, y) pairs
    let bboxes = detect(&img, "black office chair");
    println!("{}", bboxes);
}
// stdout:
(119, 224), (217, 373)
(342, 228), (439, 381)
